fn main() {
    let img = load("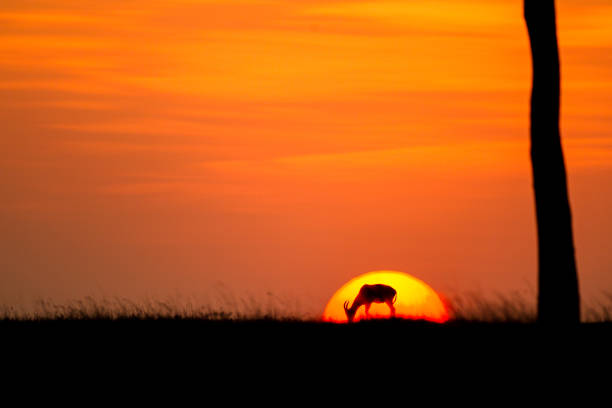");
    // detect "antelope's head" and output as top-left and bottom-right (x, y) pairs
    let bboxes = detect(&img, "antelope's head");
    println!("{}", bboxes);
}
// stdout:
(343, 300), (356, 323)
